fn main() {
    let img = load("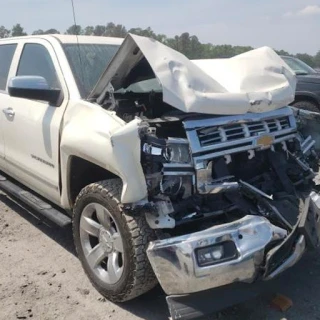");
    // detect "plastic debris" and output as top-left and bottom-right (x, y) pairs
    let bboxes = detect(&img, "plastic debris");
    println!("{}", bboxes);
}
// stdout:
(270, 294), (293, 312)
